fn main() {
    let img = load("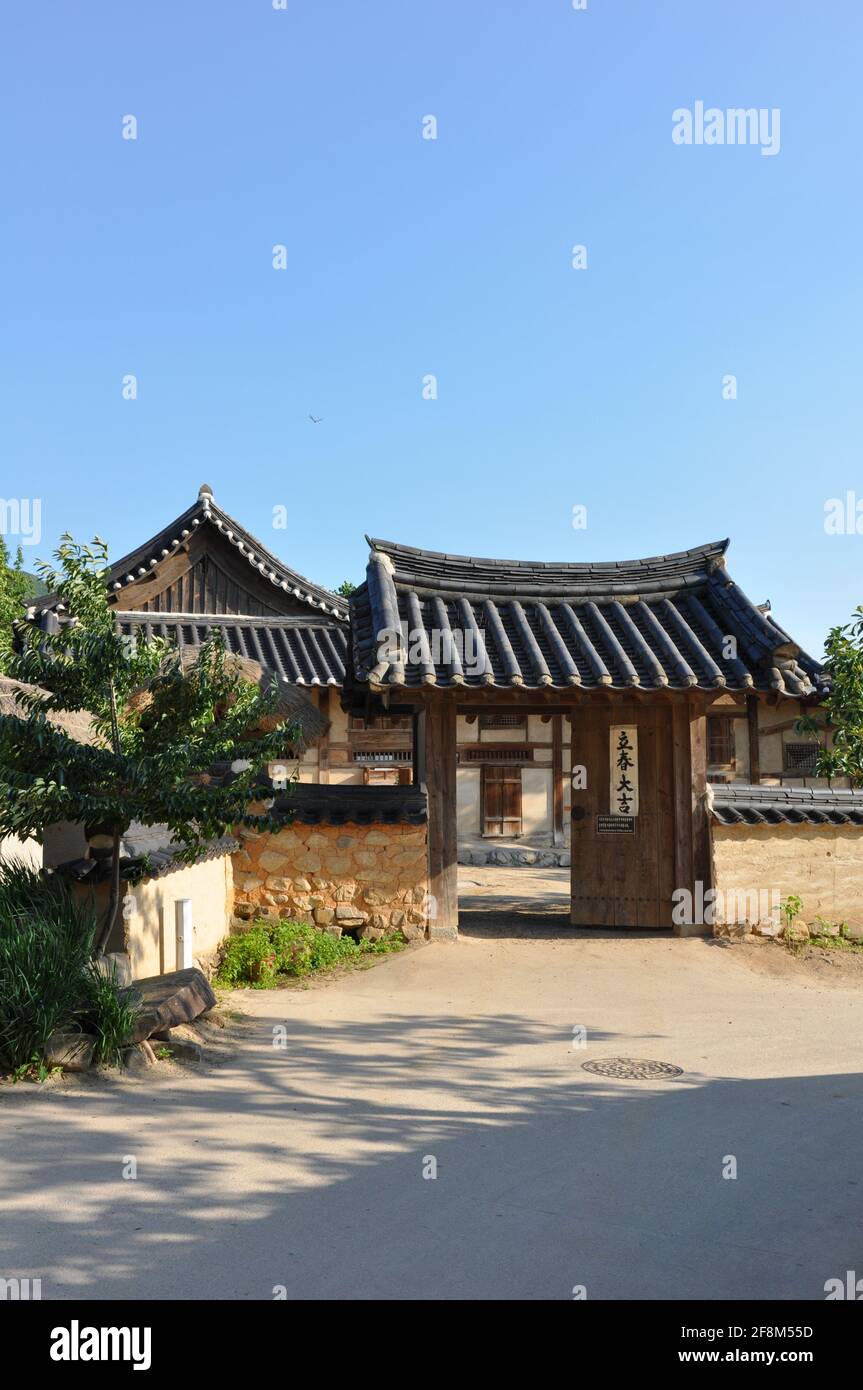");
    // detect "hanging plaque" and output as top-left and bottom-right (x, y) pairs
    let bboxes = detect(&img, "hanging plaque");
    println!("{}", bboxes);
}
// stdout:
(609, 725), (639, 817)
(597, 815), (635, 835)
